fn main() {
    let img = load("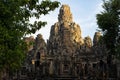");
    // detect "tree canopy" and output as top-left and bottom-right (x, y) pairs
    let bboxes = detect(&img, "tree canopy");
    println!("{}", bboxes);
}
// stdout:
(0, 0), (60, 72)
(96, 0), (120, 57)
